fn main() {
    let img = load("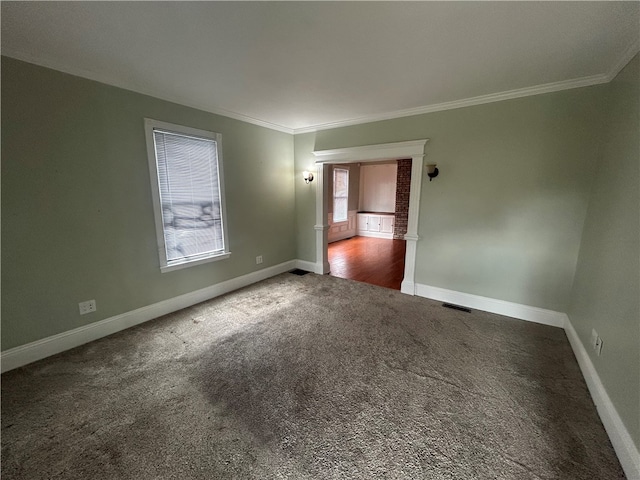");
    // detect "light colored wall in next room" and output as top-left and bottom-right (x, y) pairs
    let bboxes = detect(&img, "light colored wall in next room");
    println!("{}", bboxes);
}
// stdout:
(359, 163), (397, 213)
(295, 84), (605, 313)
(568, 54), (640, 450)
(1, 57), (296, 351)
